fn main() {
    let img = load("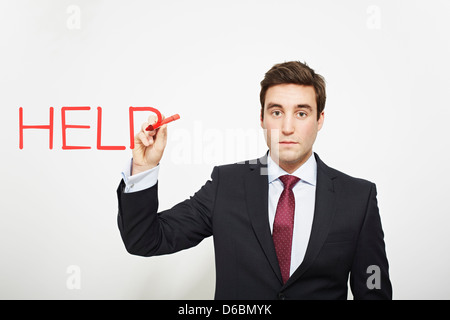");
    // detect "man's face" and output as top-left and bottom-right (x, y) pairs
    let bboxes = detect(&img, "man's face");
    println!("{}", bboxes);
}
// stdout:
(260, 83), (324, 173)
